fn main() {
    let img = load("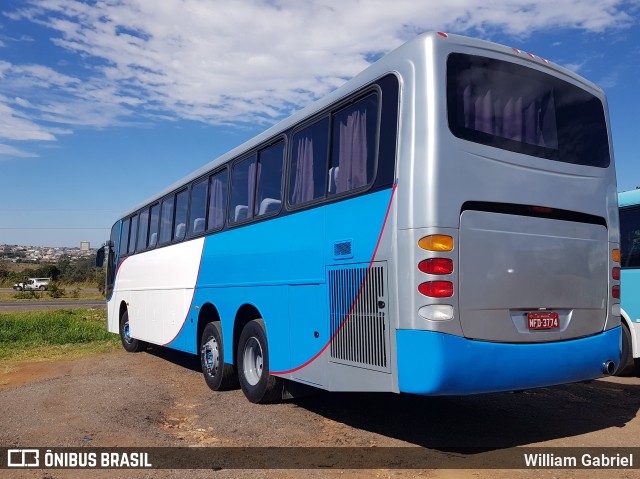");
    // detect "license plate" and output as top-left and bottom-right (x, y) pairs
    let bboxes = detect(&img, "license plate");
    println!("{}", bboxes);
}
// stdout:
(527, 312), (559, 330)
